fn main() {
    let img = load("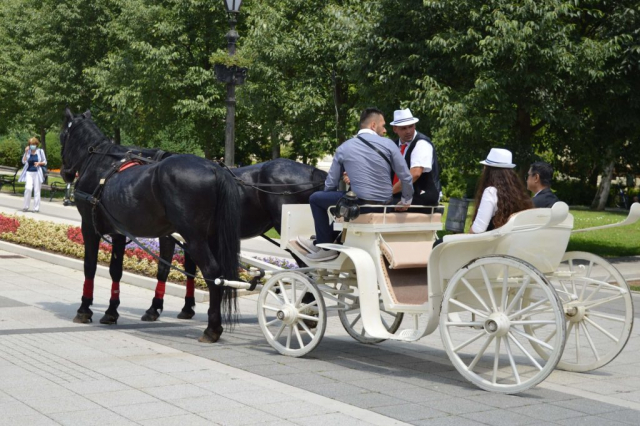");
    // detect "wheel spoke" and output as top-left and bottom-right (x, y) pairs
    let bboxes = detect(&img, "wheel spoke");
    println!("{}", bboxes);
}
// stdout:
(445, 321), (484, 327)
(349, 313), (362, 329)
(285, 325), (292, 348)
(507, 332), (543, 371)
(267, 290), (284, 305)
(298, 313), (319, 322)
(583, 294), (625, 310)
(511, 327), (554, 351)
(449, 299), (489, 319)
(510, 320), (556, 325)
(584, 316), (619, 342)
(505, 276), (531, 315)
(262, 305), (281, 312)
(587, 312), (626, 323)
(298, 300), (318, 311)
(504, 336), (521, 385)
(274, 323), (286, 340)
(453, 331), (485, 352)
(298, 320), (315, 339)
(295, 287), (308, 307)
(294, 324), (304, 348)
(278, 281), (290, 304)
(575, 322), (581, 364)
(582, 321), (600, 360)
(292, 280), (297, 306)
(265, 318), (280, 326)
(469, 335), (494, 371)
(480, 266), (499, 312)
(460, 277), (491, 313)
(508, 297), (548, 320)
(492, 337), (501, 385)
(501, 265), (509, 312)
